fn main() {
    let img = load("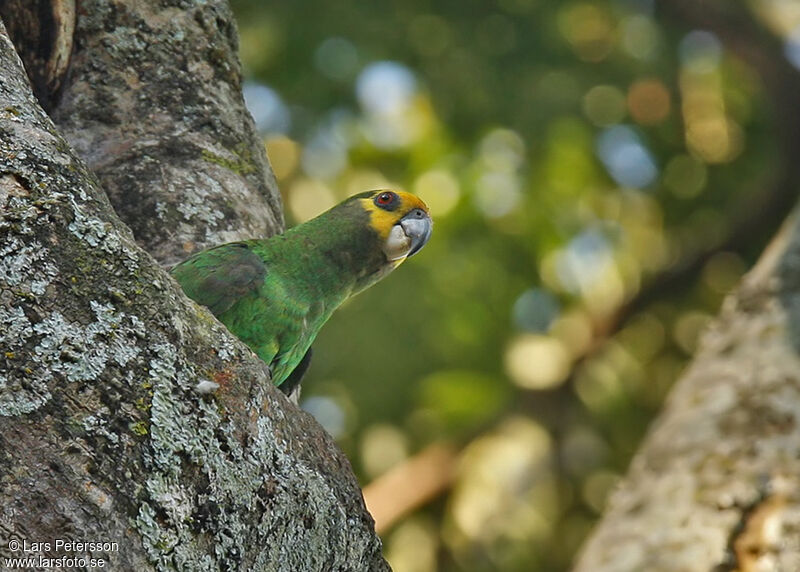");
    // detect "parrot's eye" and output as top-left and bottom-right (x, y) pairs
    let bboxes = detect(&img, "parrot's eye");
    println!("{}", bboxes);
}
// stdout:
(374, 191), (399, 210)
